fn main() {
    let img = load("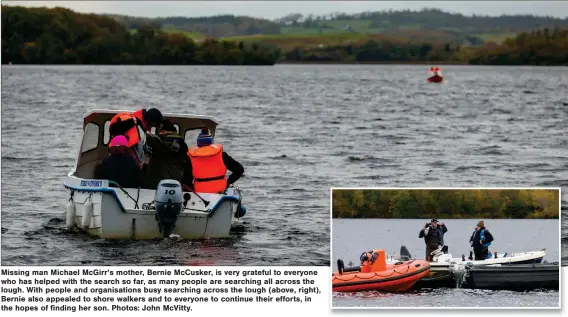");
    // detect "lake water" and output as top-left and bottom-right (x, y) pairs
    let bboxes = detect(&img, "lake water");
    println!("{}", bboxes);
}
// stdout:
(332, 218), (559, 308)
(1, 65), (566, 267)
